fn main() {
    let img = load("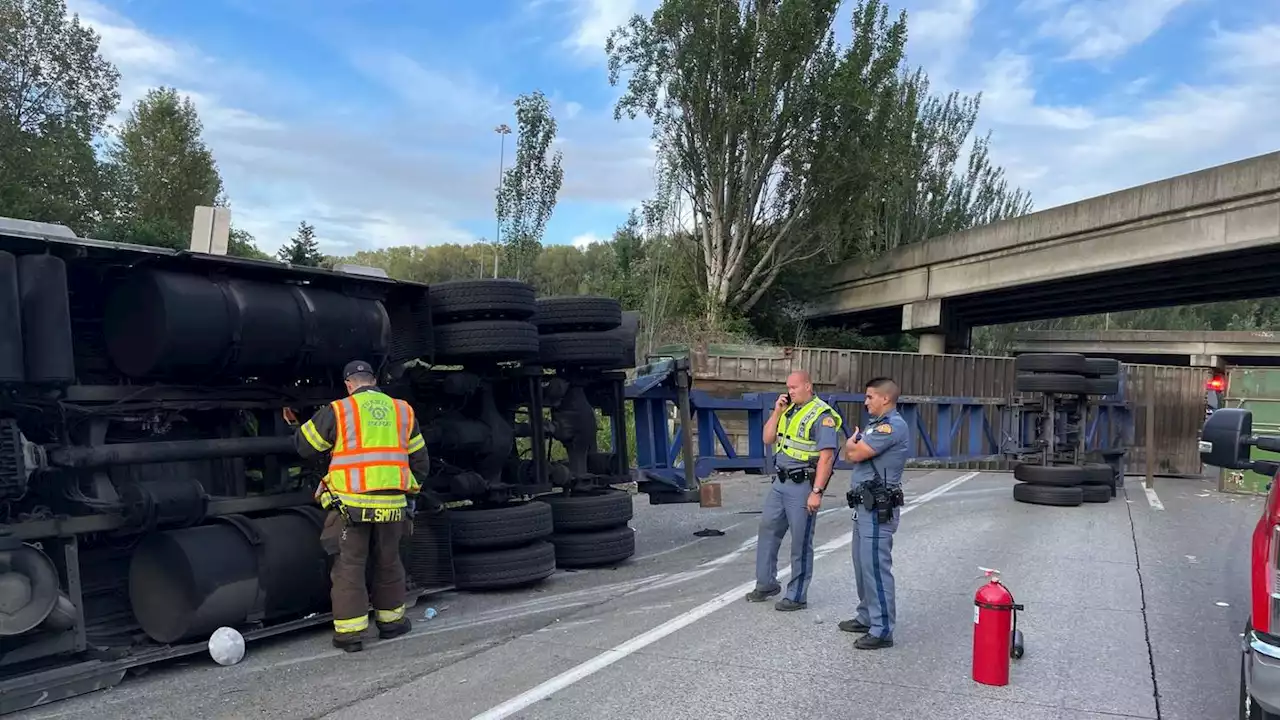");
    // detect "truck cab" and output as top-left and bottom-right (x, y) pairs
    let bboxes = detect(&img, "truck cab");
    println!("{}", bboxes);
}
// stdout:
(1200, 406), (1280, 718)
